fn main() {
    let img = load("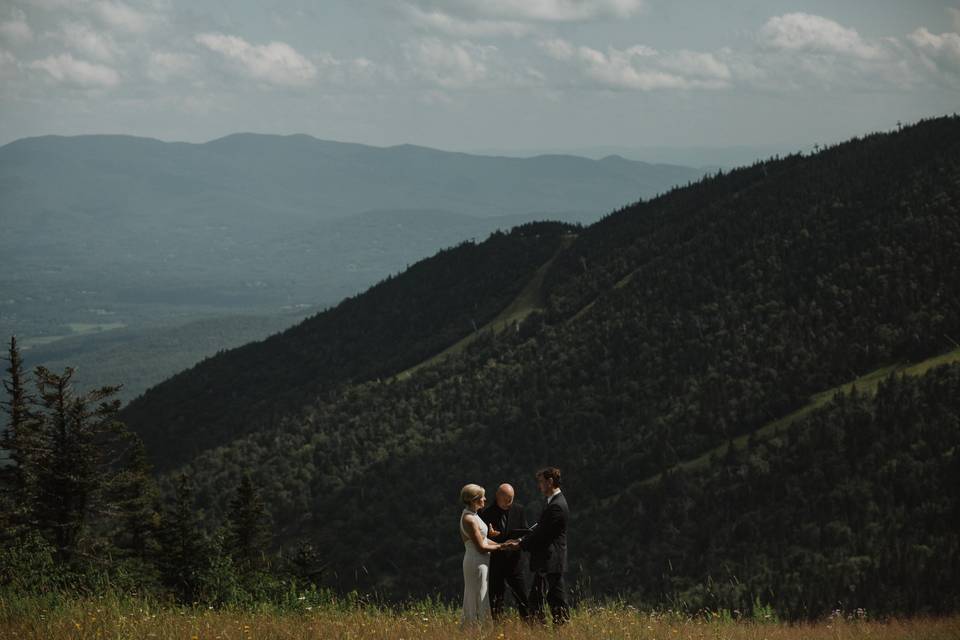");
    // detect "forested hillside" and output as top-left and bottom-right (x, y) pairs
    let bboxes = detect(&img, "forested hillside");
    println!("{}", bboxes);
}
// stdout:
(7, 117), (959, 619)
(578, 363), (960, 617)
(133, 116), (960, 616)
(124, 223), (573, 468)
